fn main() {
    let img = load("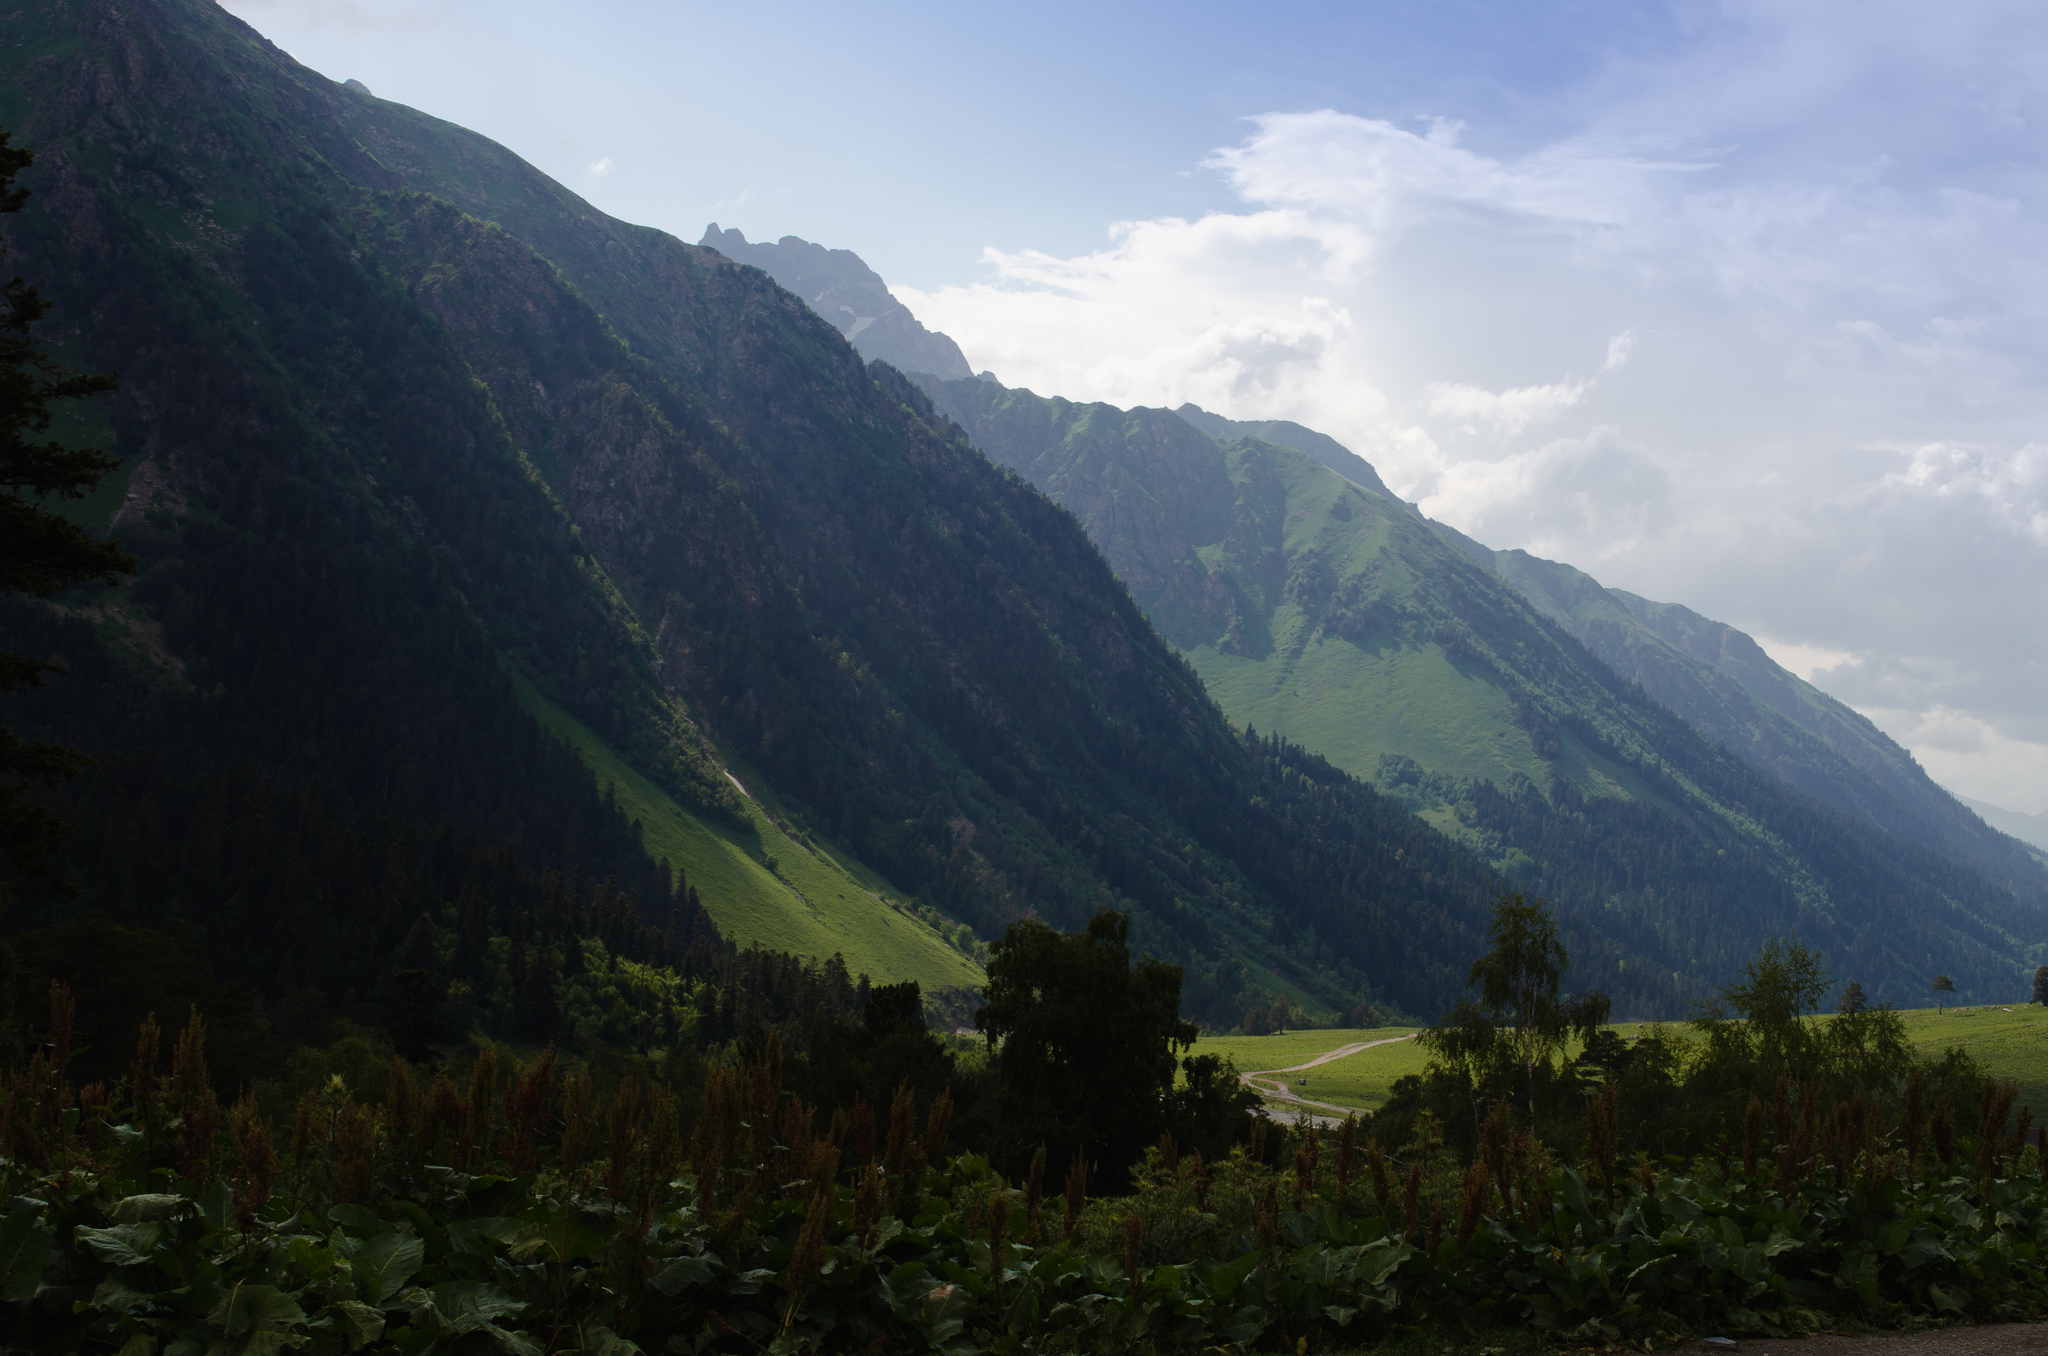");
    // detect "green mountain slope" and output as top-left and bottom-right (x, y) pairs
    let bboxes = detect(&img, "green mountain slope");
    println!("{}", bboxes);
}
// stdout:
(1171, 410), (2048, 896)
(508, 669), (985, 999)
(1, 0), (1544, 1027)
(1478, 547), (2048, 892)
(916, 373), (2045, 1010)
